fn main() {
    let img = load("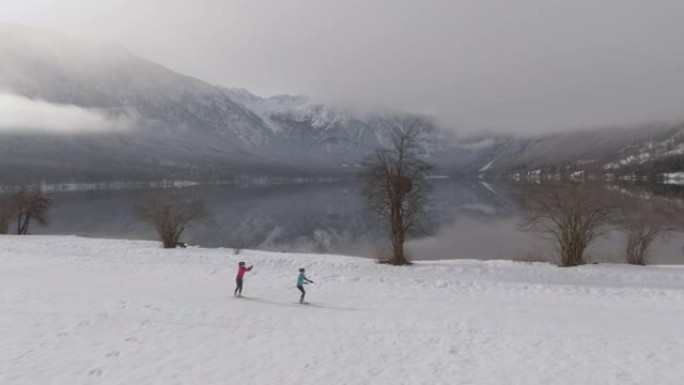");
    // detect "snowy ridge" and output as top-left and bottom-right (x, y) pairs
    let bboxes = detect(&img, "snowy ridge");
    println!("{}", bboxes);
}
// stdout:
(2, 236), (684, 384)
(0, 26), (464, 182)
(2, 26), (683, 182)
(222, 88), (318, 133)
